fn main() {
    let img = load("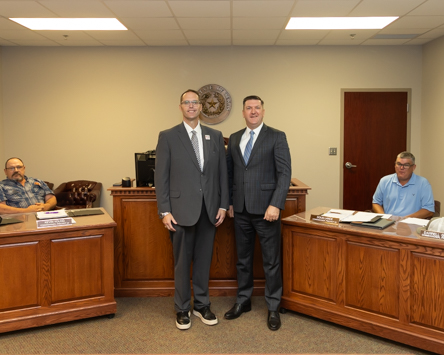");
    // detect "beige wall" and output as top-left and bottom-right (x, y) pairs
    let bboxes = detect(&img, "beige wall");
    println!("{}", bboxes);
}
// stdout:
(1, 45), (424, 216)
(422, 36), (444, 210)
